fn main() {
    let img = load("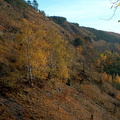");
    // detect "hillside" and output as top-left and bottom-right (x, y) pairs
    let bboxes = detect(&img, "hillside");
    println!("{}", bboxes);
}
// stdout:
(0, 0), (120, 120)
(49, 16), (120, 53)
(83, 27), (120, 43)
(49, 16), (120, 43)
